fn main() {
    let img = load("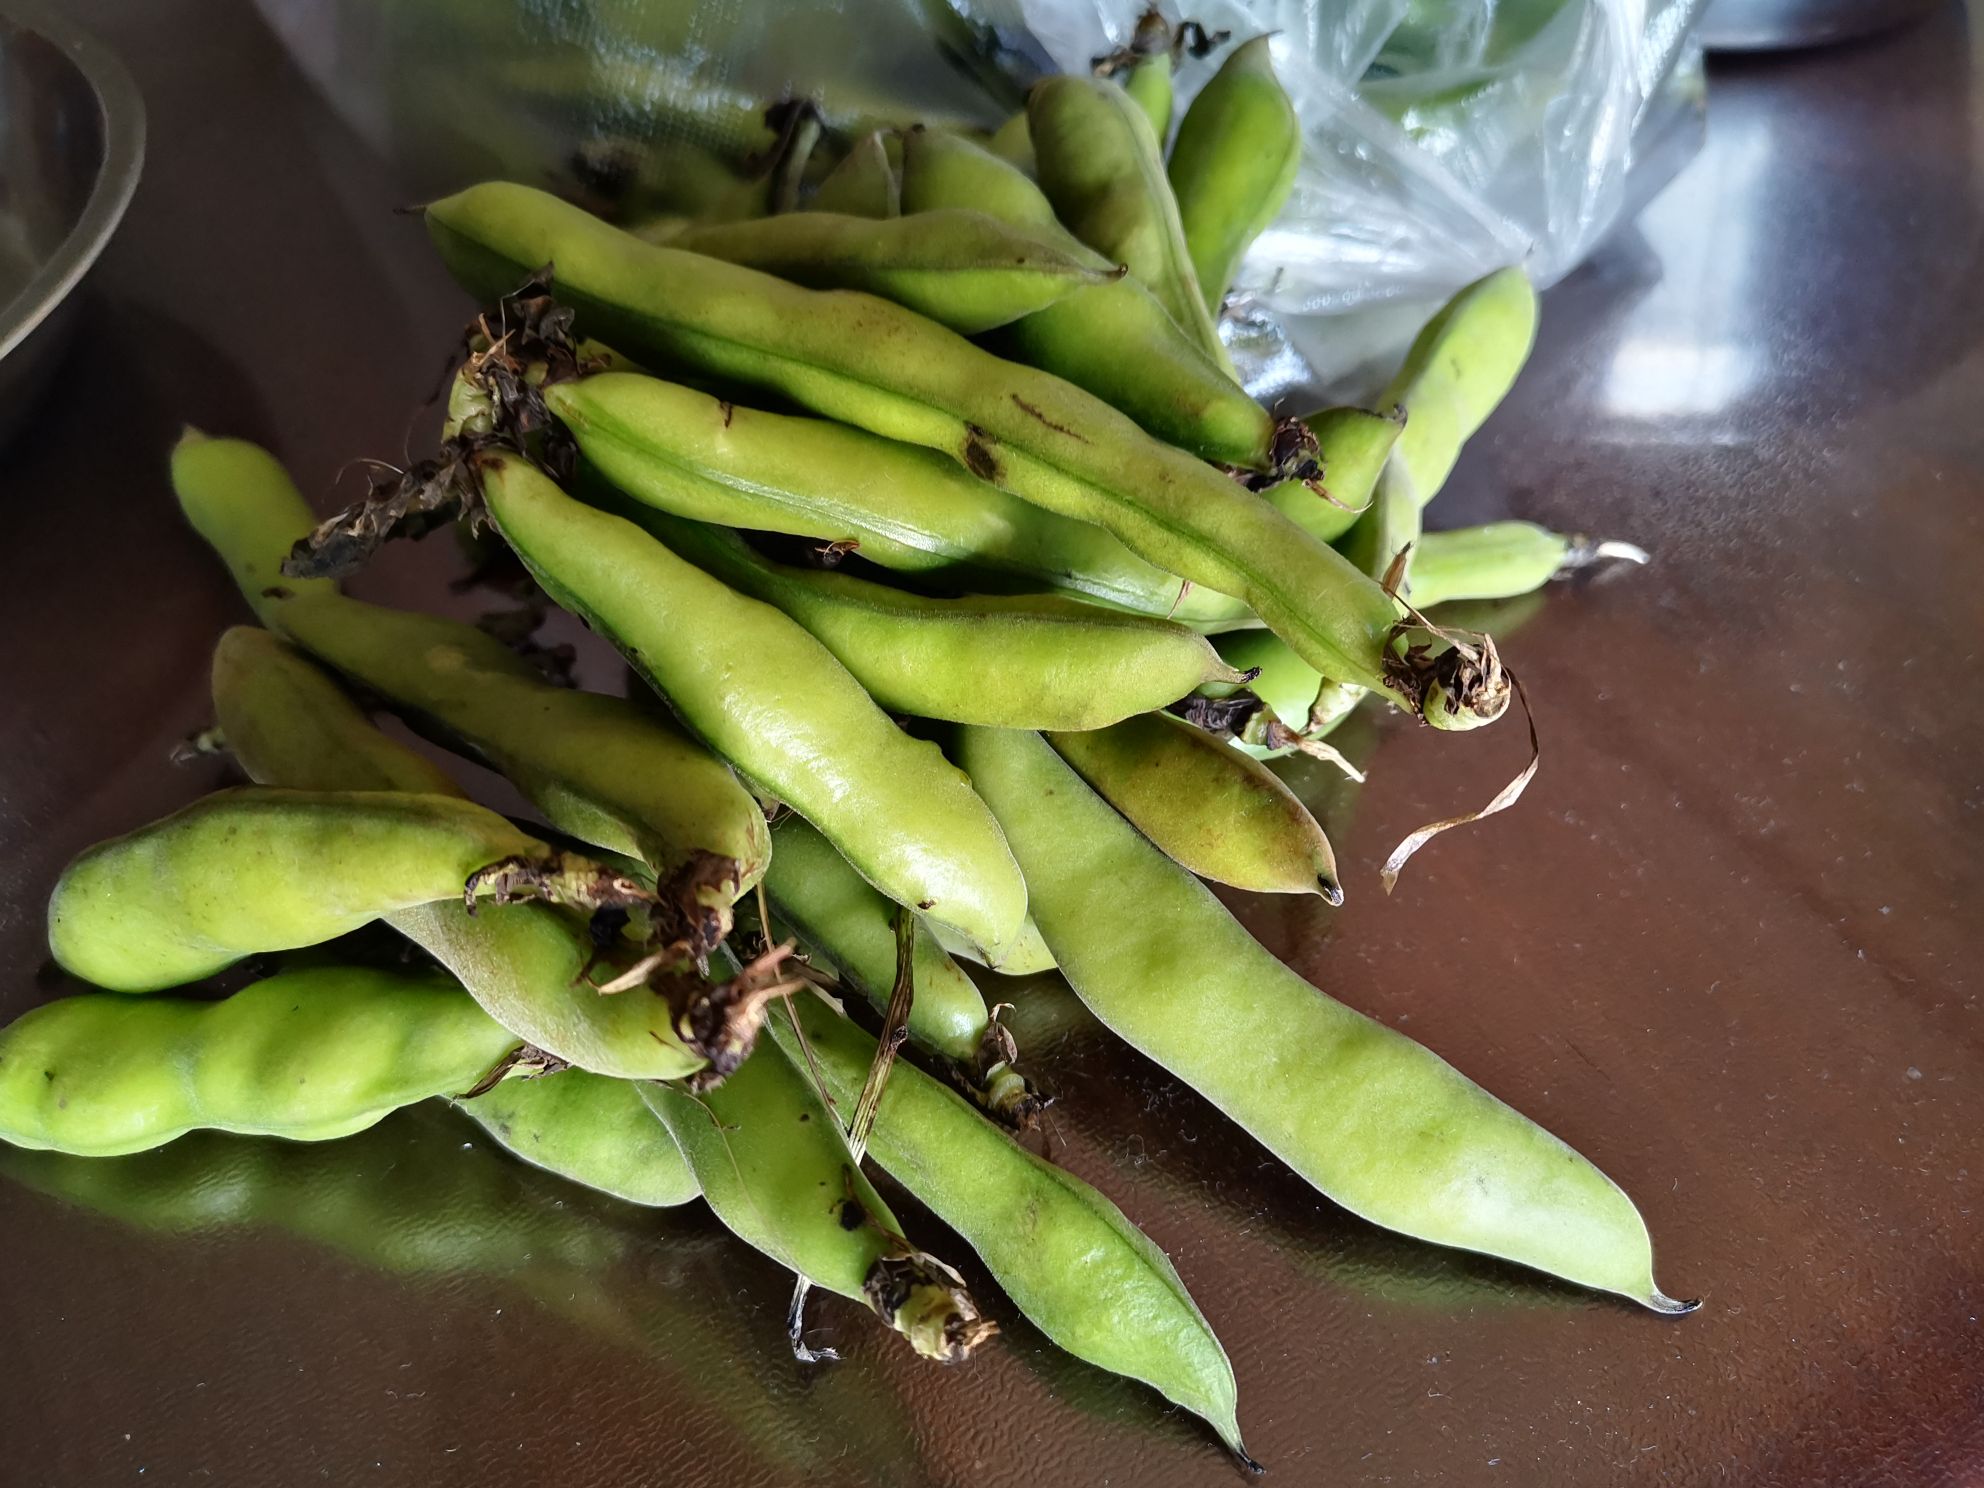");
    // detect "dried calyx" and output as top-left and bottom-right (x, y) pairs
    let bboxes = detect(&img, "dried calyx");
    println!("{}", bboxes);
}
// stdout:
(281, 280), (597, 581)
(1091, 8), (1229, 73)
(864, 1252), (998, 1364)
(463, 851), (655, 914)
(1384, 626), (1512, 732)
